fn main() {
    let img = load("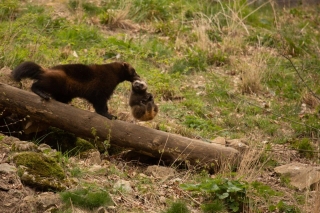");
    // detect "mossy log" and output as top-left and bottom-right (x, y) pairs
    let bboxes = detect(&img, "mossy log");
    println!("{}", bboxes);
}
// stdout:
(0, 83), (240, 168)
